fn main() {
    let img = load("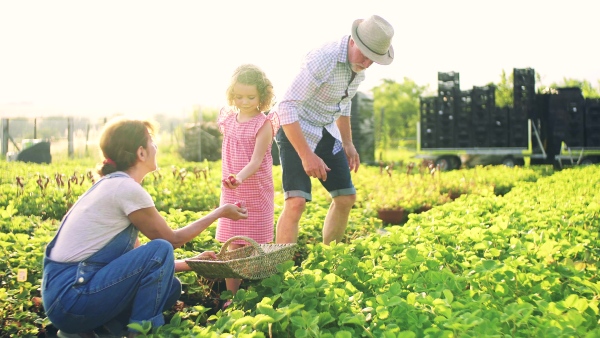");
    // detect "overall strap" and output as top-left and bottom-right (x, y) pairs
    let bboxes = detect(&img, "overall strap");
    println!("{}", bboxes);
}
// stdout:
(44, 172), (132, 259)
(54, 172), (130, 237)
